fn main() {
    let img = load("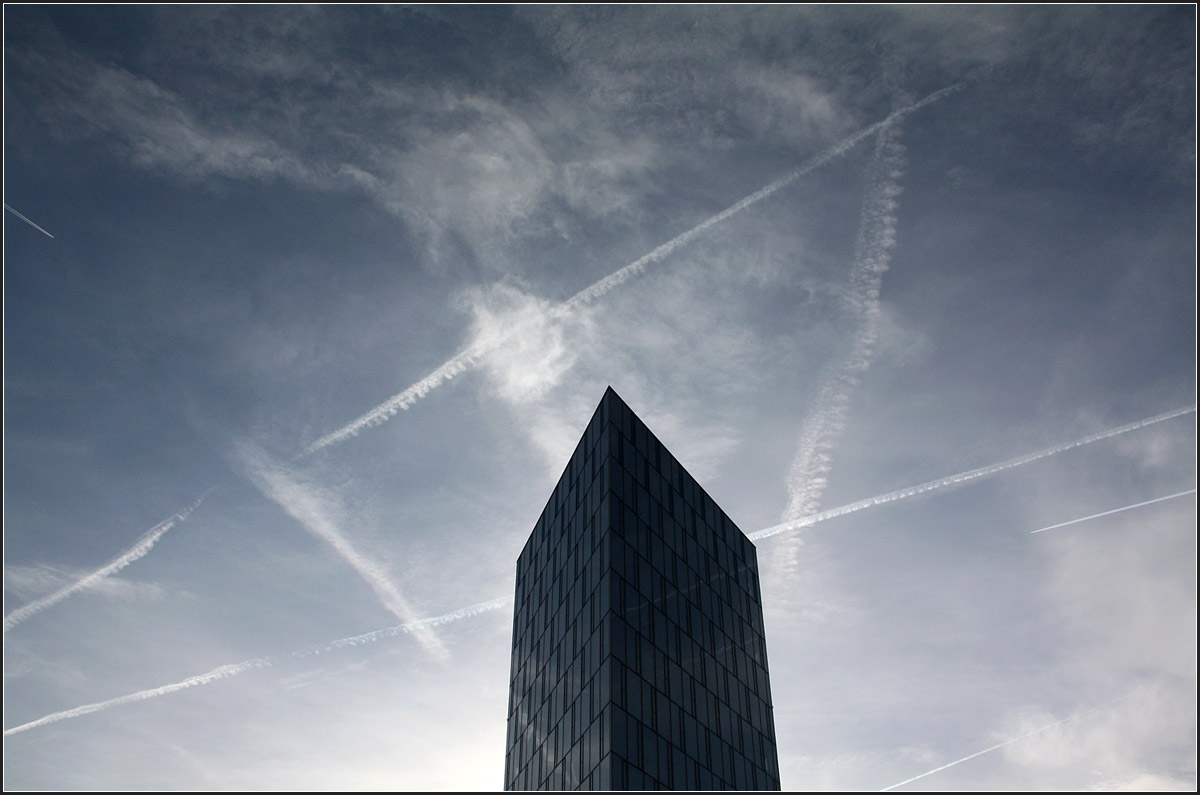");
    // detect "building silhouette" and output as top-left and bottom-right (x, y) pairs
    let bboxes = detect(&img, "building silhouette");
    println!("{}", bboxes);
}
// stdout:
(504, 387), (780, 790)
